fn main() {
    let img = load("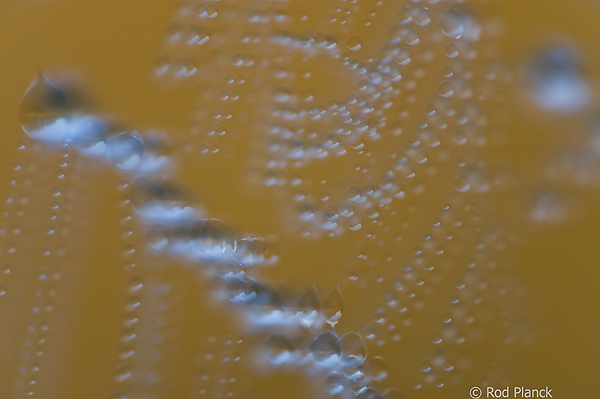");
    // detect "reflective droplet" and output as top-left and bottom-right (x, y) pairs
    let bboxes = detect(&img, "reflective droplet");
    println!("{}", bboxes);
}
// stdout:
(147, 222), (170, 249)
(19, 70), (71, 142)
(310, 331), (342, 367)
(130, 176), (191, 219)
(107, 131), (144, 170)
(296, 285), (320, 327)
(225, 277), (258, 303)
(454, 174), (470, 192)
(357, 388), (383, 399)
(441, 9), (466, 39)
(325, 372), (346, 395)
(190, 219), (236, 260)
(71, 116), (107, 156)
(347, 36), (363, 51)
(414, 8), (431, 26)
(527, 47), (589, 113)
(439, 80), (454, 97)
(233, 237), (267, 266)
(339, 330), (367, 368)
(264, 334), (294, 365)
(321, 285), (344, 326)
(366, 357), (388, 381)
